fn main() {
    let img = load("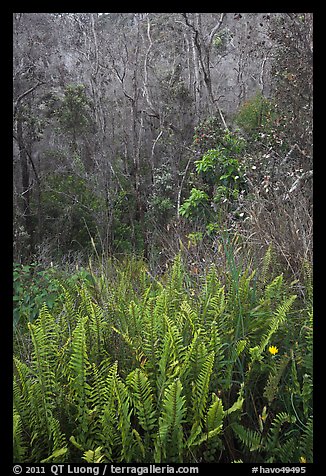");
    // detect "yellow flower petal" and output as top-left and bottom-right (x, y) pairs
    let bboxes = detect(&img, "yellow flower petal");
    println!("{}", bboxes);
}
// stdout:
(268, 345), (279, 355)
